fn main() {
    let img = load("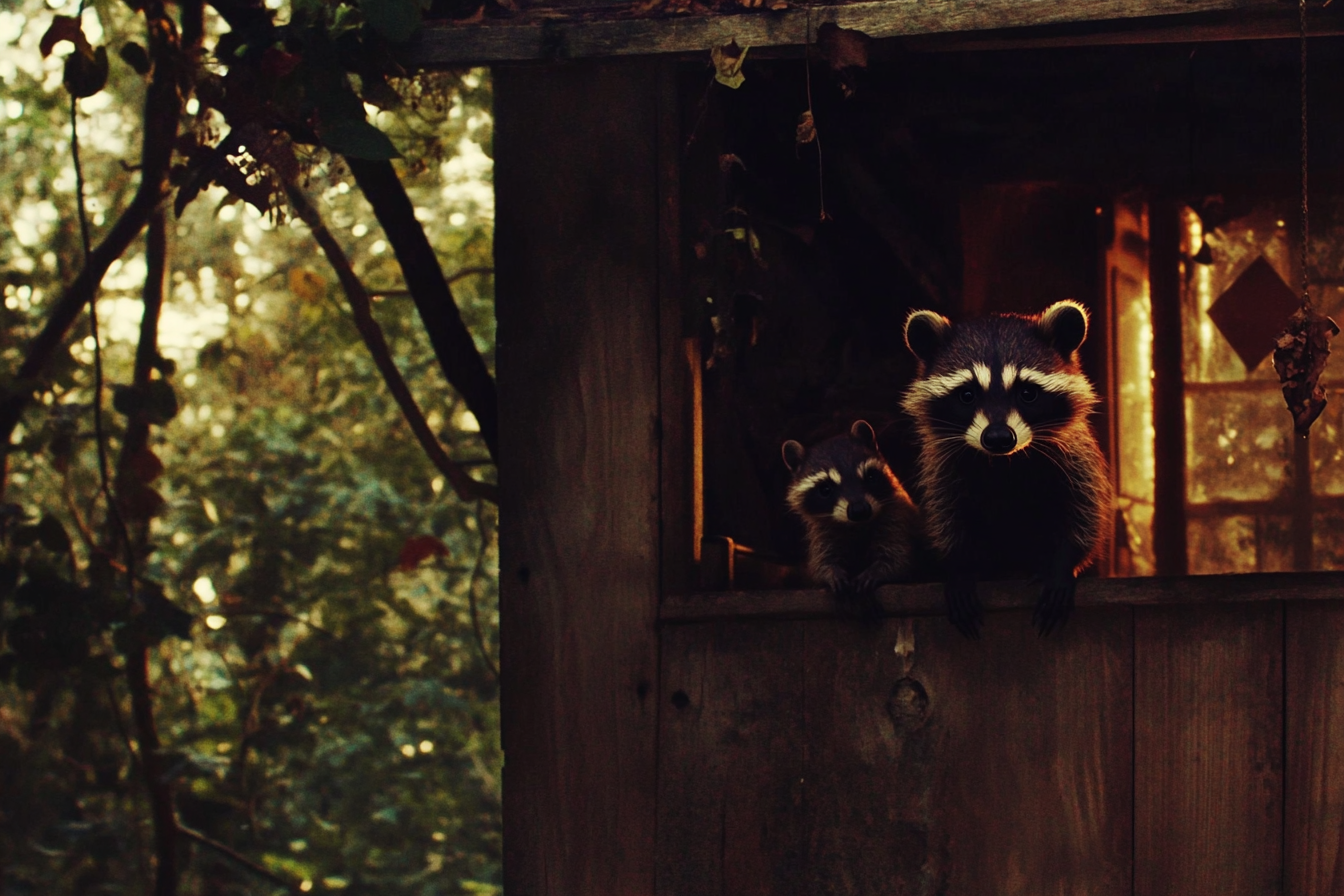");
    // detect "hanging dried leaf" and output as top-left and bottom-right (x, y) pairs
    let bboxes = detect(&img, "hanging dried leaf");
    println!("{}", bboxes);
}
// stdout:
(711, 42), (749, 89)
(796, 110), (816, 145)
(1273, 304), (1339, 436)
